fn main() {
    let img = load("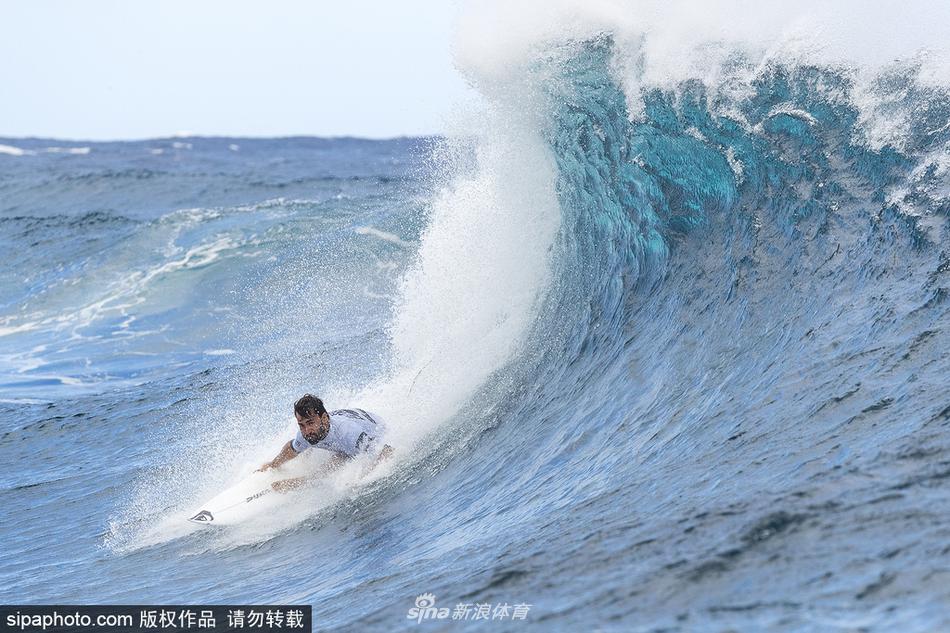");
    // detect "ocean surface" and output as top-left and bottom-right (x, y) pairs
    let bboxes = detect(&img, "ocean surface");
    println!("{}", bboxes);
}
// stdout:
(2, 35), (950, 633)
